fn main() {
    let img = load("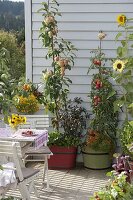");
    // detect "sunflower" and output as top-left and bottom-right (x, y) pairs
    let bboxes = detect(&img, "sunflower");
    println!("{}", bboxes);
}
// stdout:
(8, 114), (27, 129)
(113, 60), (125, 73)
(117, 14), (126, 26)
